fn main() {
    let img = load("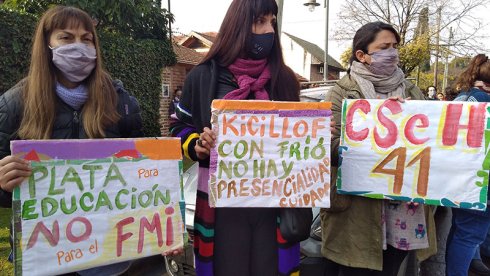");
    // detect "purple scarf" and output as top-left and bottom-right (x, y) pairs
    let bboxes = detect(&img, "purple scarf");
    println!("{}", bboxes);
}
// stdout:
(224, 58), (271, 100)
